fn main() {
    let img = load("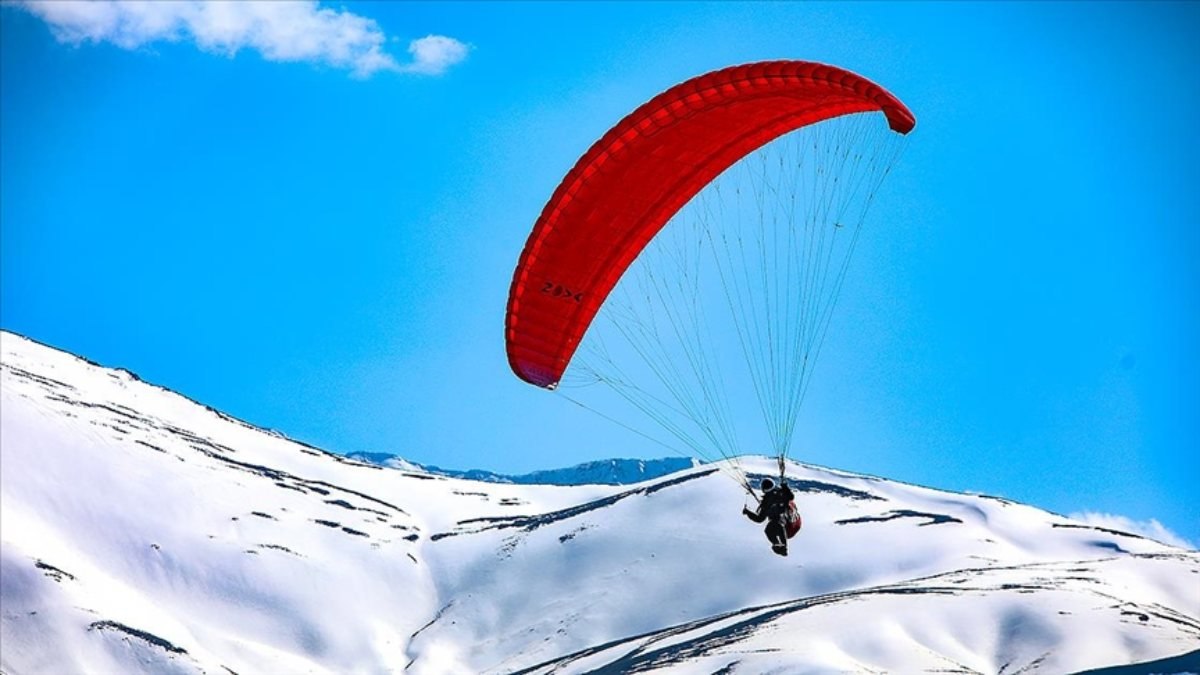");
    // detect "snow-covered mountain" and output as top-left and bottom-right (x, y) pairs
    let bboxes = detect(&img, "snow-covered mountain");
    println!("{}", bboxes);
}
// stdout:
(348, 453), (699, 486)
(1, 330), (1198, 674)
